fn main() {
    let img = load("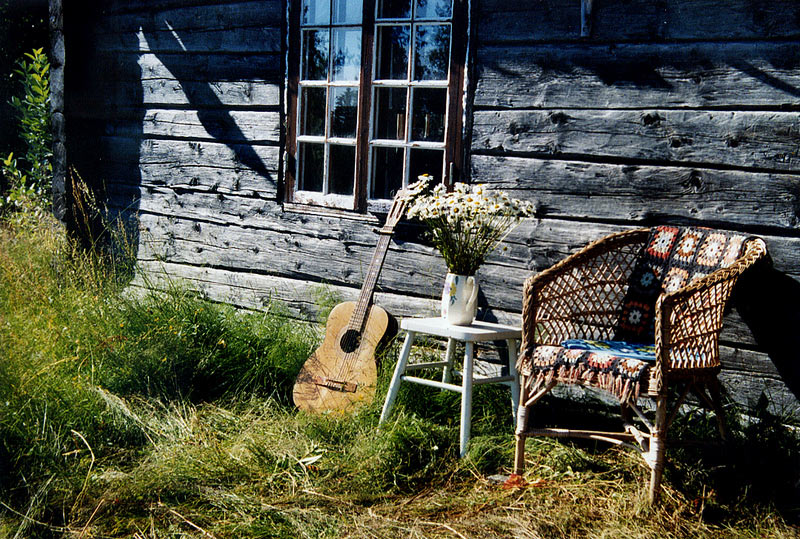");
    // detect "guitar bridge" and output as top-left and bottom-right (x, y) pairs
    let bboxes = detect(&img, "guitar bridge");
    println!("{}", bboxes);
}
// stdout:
(312, 375), (358, 393)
